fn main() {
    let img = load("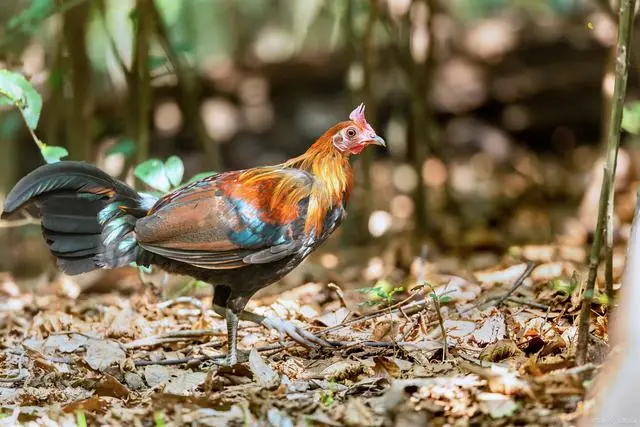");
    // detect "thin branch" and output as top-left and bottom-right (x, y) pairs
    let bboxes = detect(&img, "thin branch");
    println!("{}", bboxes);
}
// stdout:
(577, 0), (636, 365)
(459, 263), (536, 315)
(124, 329), (223, 350)
(494, 263), (536, 307)
(426, 282), (448, 360)
(132, 0), (152, 165)
(157, 296), (204, 312)
(503, 297), (550, 310)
